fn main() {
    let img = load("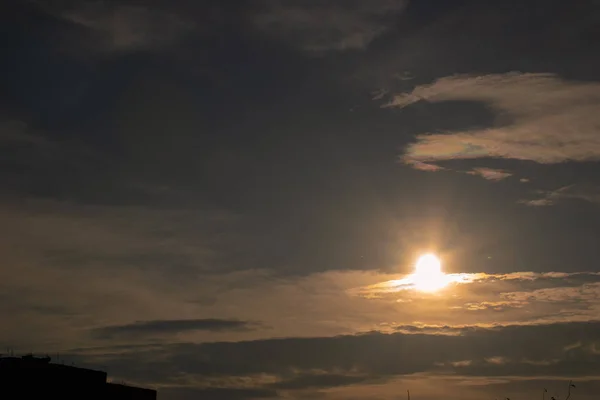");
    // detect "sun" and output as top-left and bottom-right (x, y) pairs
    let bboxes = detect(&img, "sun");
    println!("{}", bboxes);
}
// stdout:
(411, 253), (448, 292)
